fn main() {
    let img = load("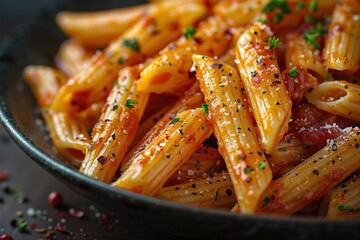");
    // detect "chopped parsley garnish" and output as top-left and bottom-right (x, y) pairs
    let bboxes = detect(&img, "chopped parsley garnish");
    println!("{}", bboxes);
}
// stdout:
(202, 103), (209, 114)
(125, 99), (138, 109)
(262, 0), (291, 14)
(296, 2), (305, 11)
(114, 80), (119, 86)
(325, 74), (333, 81)
(196, 159), (201, 169)
(86, 128), (92, 134)
(256, 18), (268, 24)
(277, 147), (286, 151)
(215, 189), (220, 201)
(288, 67), (300, 77)
(258, 162), (266, 170)
(122, 38), (140, 52)
(208, 167), (214, 178)
(269, 36), (281, 49)
(306, 141), (313, 149)
(17, 219), (28, 232)
(338, 205), (357, 212)
(302, 22), (326, 49)
(184, 25), (196, 39)
(170, 117), (180, 124)
(261, 197), (271, 208)
(309, 0), (318, 12)
(244, 167), (254, 174)
(118, 57), (125, 64)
